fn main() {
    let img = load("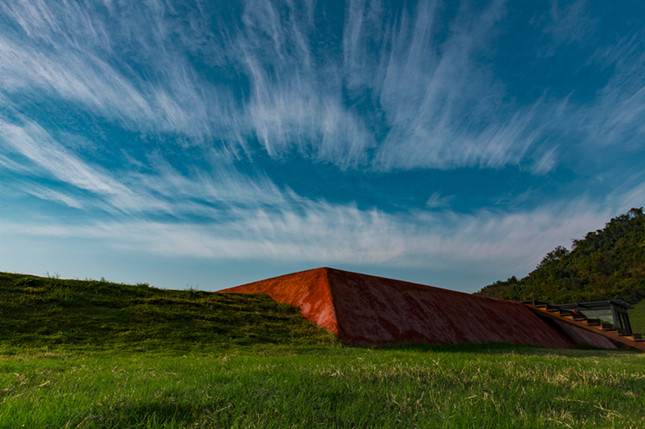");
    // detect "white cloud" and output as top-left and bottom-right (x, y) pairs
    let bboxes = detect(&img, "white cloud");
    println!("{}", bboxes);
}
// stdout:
(1, 0), (644, 177)
(367, 0), (557, 172)
(2, 0), (645, 294)
(0, 118), (126, 196)
(132, 151), (287, 208)
(235, 0), (375, 167)
(20, 184), (84, 209)
(546, 0), (593, 45)
(1, 193), (621, 279)
(425, 192), (453, 209)
(0, 1), (243, 147)
(0, 116), (288, 216)
(590, 35), (645, 147)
